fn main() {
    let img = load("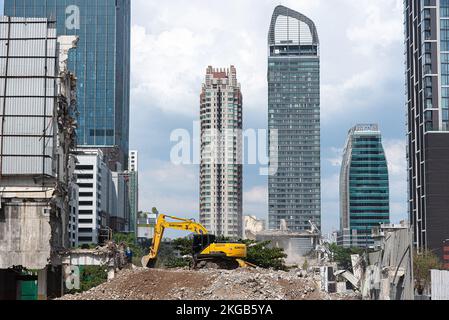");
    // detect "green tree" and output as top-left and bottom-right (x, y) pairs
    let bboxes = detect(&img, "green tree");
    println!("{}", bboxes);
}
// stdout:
(414, 250), (443, 295)
(328, 243), (364, 271)
(243, 240), (288, 271)
(172, 237), (194, 256)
